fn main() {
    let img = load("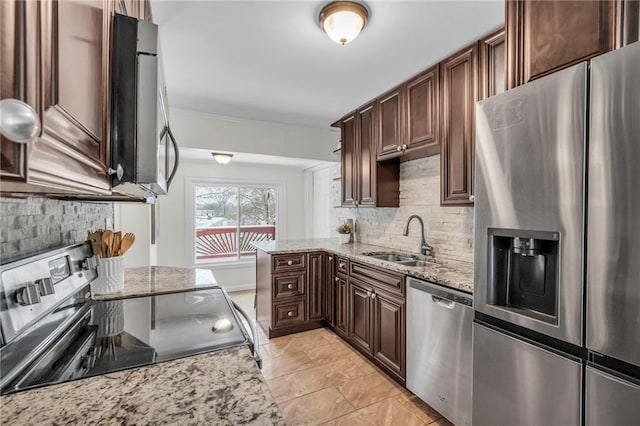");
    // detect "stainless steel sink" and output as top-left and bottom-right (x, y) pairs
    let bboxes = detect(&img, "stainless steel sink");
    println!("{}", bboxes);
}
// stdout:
(366, 253), (415, 262)
(396, 260), (438, 267)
